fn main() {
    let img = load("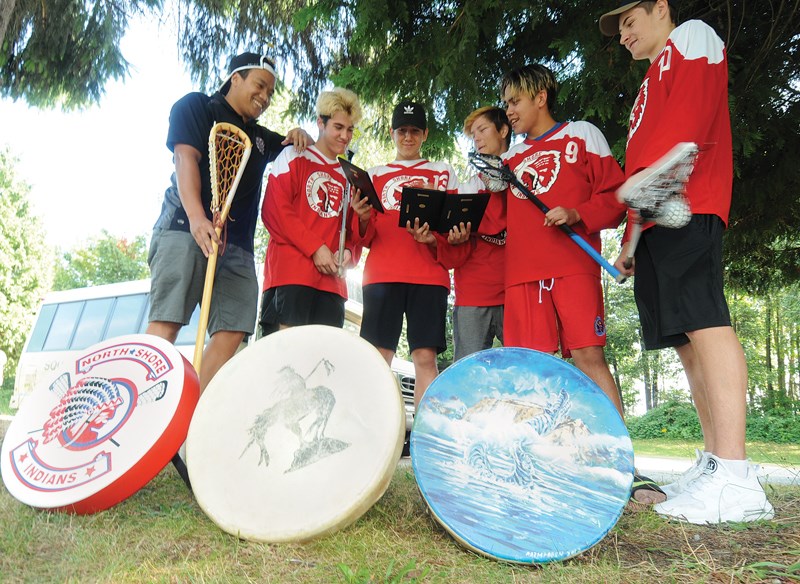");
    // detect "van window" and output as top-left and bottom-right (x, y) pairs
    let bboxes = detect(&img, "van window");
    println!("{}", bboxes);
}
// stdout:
(42, 301), (84, 351)
(71, 297), (114, 348)
(26, 304), (57, 352)
(106, 294), (148, 339)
